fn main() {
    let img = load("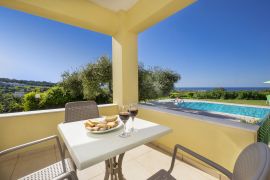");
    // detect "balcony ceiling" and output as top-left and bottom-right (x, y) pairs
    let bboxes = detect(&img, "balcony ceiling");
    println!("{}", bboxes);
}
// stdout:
(0, 0), (196, 35)
(89, 0), (139, 12)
